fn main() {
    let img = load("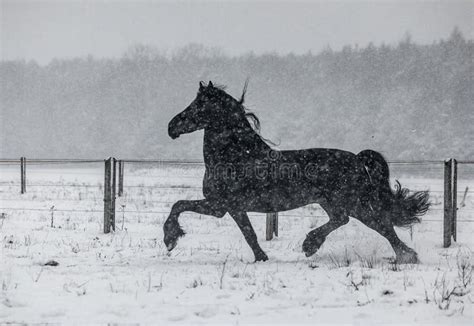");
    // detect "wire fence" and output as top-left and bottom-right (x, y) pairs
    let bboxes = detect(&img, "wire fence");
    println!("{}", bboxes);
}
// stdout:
(1, 158), (473, 226)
